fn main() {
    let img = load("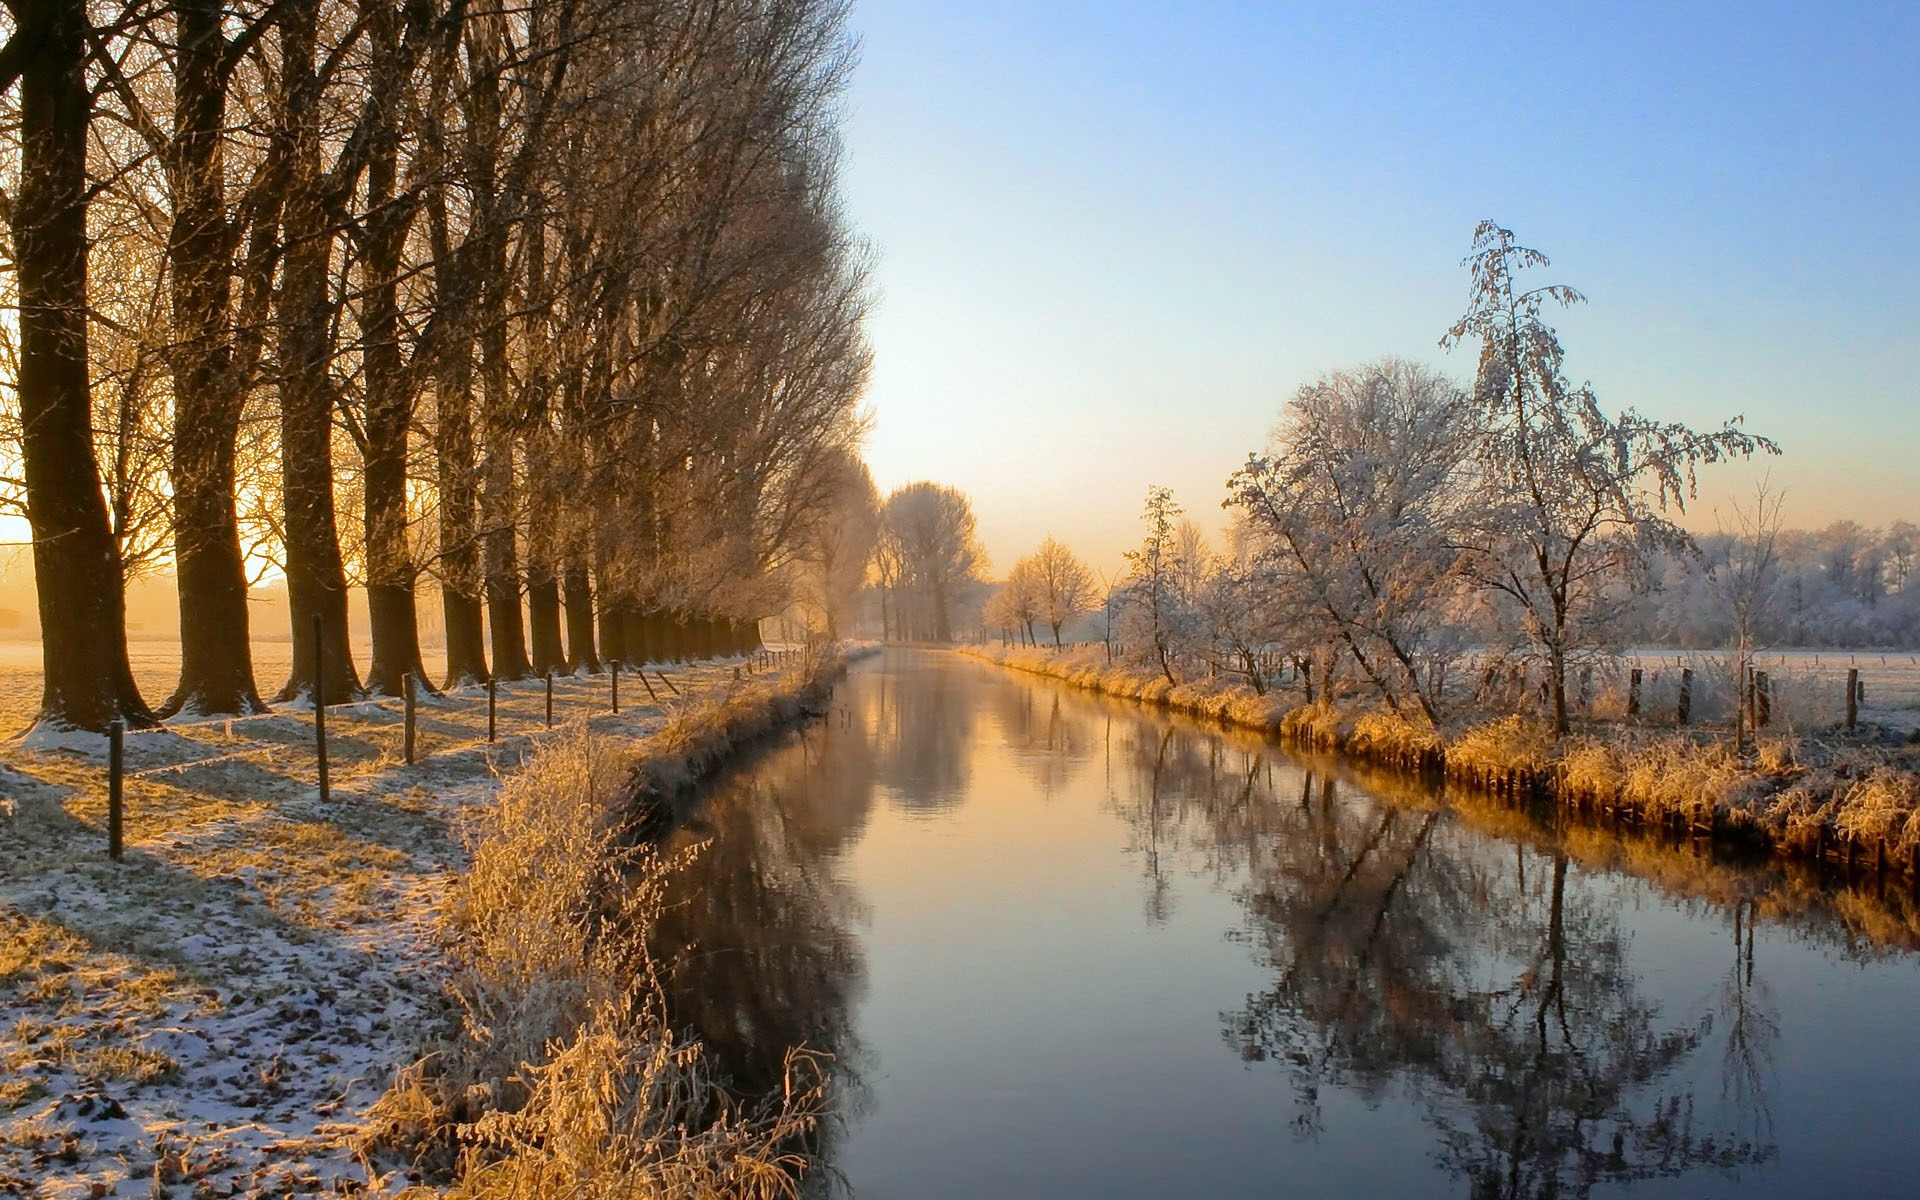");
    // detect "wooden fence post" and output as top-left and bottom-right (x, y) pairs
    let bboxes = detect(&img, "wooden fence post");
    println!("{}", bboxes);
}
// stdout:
(656, 670), (679, 697)
(611, 660), (620, 714)
(403, 672), (417, 764)
(1744, 664), (1756, 739)
(545, 671), (554, 728)
(1628, 668), (1643, 719)
(313, 612), (329, 804)
(1756, 671), (1772, 728)
(487, 675), (497, 742)
(1846, 668), (1859, 731)
(1677, 668), (1692, 726)
(108, 719), (124, 861)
